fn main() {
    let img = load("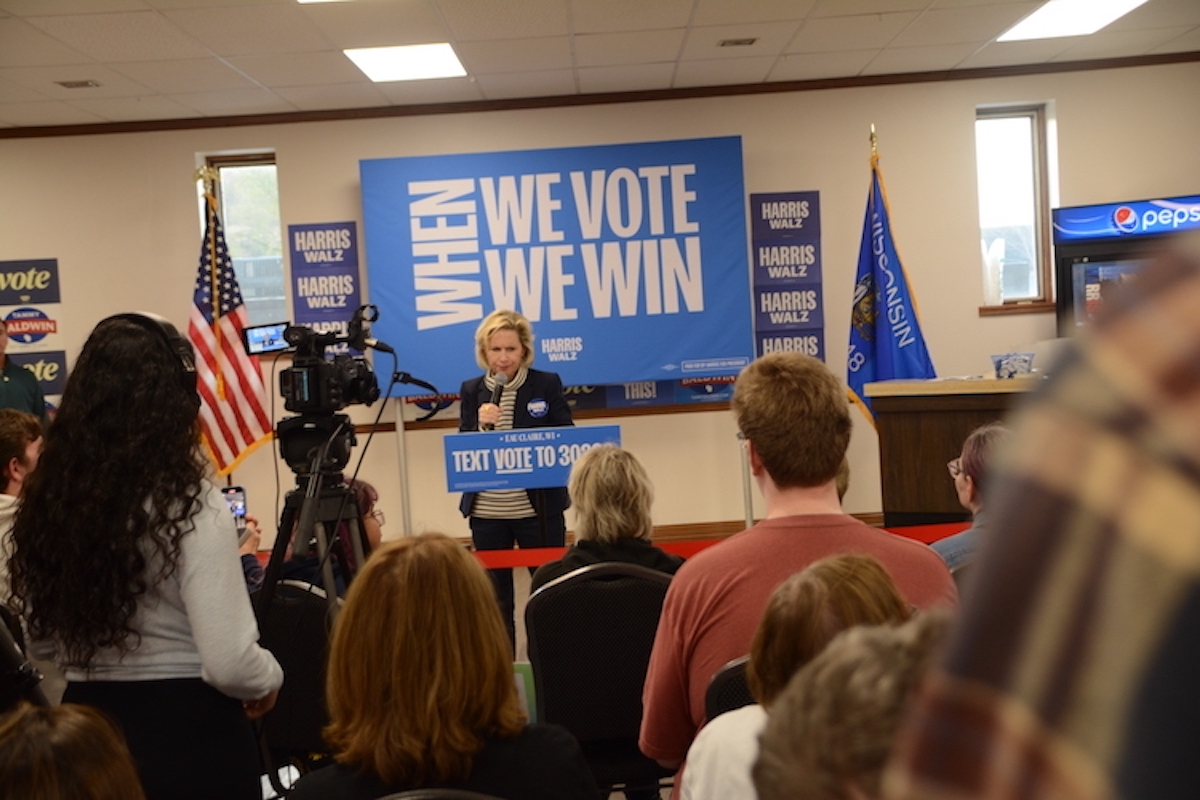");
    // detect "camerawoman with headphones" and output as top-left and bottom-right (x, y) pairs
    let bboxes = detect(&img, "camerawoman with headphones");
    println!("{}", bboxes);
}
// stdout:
(7, 313), (283, 800)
